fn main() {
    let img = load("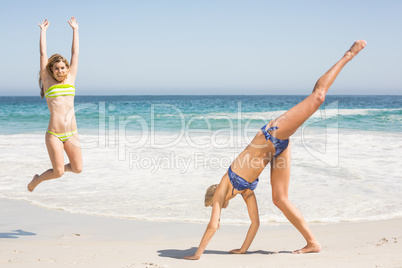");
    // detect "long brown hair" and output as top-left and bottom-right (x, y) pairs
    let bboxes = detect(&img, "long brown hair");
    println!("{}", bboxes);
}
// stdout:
(39, 54), (70, 98)
(205, 184), (219, 207)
